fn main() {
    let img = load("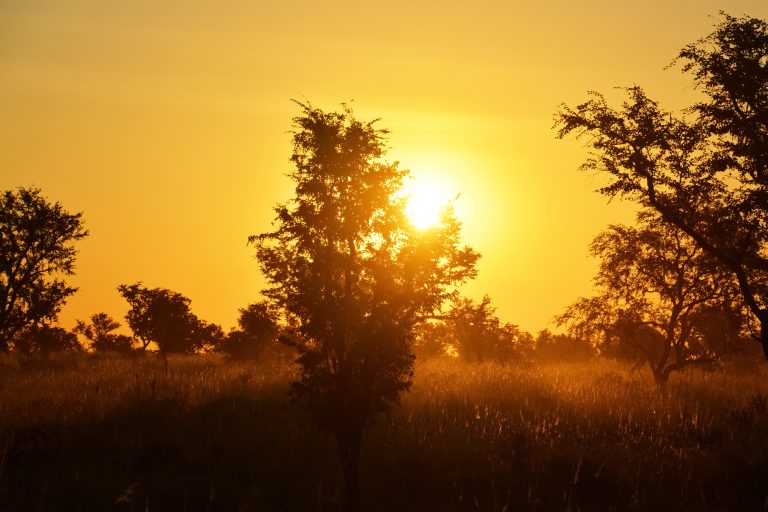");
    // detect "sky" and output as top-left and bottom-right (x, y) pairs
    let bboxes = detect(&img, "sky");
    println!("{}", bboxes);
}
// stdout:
(2, 0), (768, 335)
